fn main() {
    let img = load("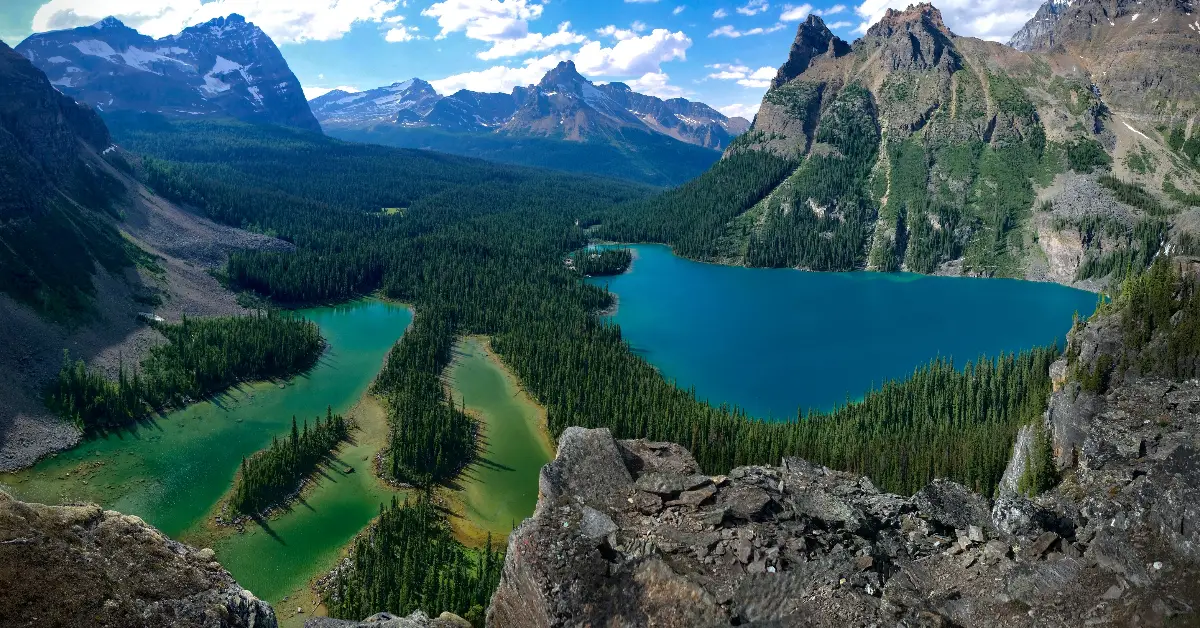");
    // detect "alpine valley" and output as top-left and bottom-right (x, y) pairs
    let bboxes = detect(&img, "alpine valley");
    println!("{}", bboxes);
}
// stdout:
(2, 2), (1200, 628)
